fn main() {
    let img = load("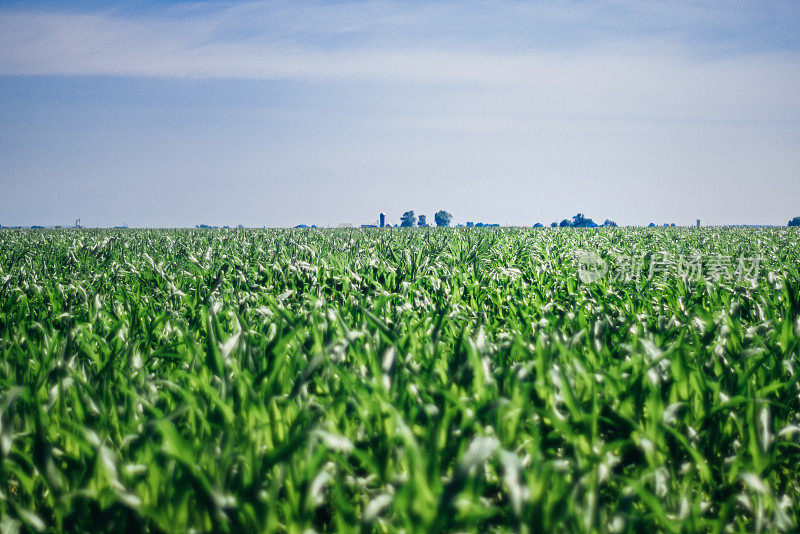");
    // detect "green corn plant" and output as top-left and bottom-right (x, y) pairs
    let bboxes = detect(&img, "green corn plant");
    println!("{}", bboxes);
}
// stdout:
(0, 226), (798, 532)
